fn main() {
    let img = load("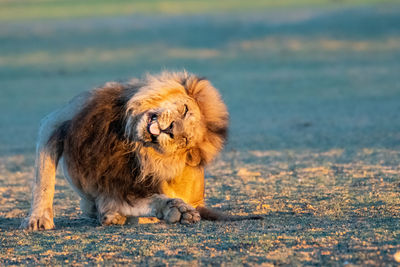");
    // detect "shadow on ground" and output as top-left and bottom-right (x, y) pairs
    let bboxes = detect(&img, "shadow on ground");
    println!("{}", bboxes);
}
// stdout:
(1, 3), (400, 266)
